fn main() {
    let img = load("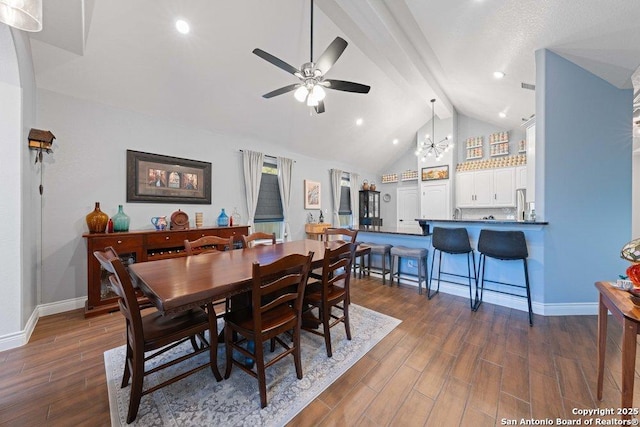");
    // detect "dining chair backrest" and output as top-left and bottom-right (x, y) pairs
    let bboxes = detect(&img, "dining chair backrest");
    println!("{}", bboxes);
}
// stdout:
(320, 242), (356, 294)
(250, 252), (313, 334)
(184, 235), (234, 255)
(324, 227), (358, 244)
(93, 247), (143, 344)
(242, 232), (277, 248)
